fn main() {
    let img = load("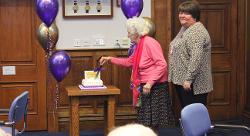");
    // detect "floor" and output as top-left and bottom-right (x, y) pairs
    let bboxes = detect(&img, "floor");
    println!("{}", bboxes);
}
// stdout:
(20, 119), (250, 136)
(21, 128), (182, 136)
